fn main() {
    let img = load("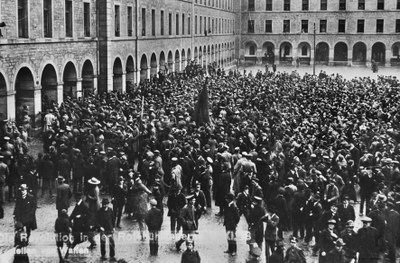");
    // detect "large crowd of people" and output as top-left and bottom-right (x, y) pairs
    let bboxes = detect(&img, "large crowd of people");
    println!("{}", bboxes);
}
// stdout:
(1, 60), (400, 262)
